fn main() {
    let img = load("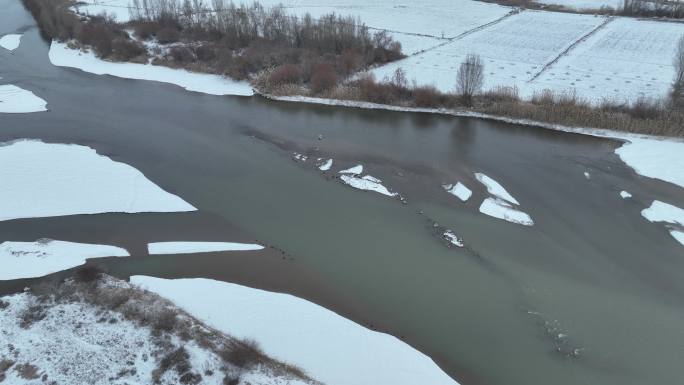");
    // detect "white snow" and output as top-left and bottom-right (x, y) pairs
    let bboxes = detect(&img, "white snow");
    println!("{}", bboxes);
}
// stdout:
(339, 174), (397, 197)
(443, 230), (464, 247)
(293, 152), (308, 162)
(641, 200), (684, 246)
(339, 164), (364, 174)
(475, 173), (520, 205)
(0, 33), (22, 51)
(147, 242), (264, 255)
(443, 182), (472, 202)
(0, 84), (47, 113)
(615, 137), (684, 189)
(0, 239), (128, 280)
(49, 41), (253, 96)
(131, 276), (460, 385)
(479, 198), (534, 226)
(584, 171), (591, 179)
(318, 158), (333, 171)
(0, 140), (196, 221)
(620, 190), (632, 199)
